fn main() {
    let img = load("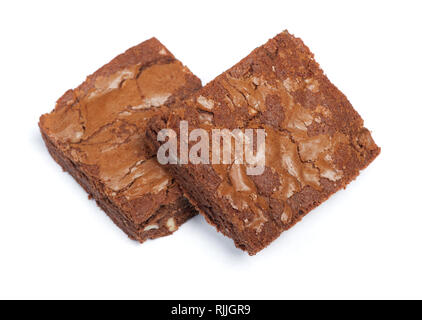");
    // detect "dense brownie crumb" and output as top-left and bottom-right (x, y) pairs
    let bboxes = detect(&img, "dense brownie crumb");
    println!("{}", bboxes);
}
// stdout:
(147, 31), (380, 255)
(39, 38), (201, 242)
